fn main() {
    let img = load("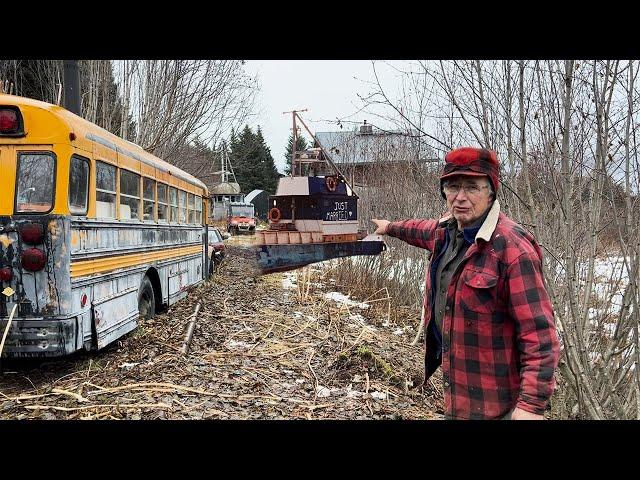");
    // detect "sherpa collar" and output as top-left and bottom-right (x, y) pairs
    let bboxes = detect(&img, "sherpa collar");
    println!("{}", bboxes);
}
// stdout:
(475, 199), (500, 243)
(437, 199), (500, 244)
